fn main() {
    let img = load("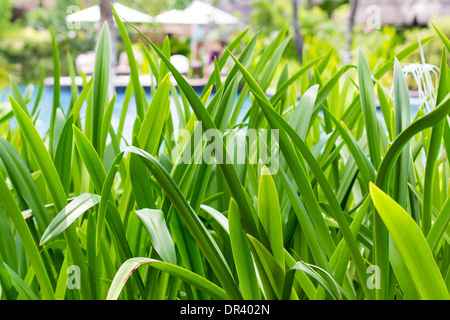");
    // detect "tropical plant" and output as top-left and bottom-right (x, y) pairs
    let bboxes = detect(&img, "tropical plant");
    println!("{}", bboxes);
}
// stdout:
(0, 5), (449, 300)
